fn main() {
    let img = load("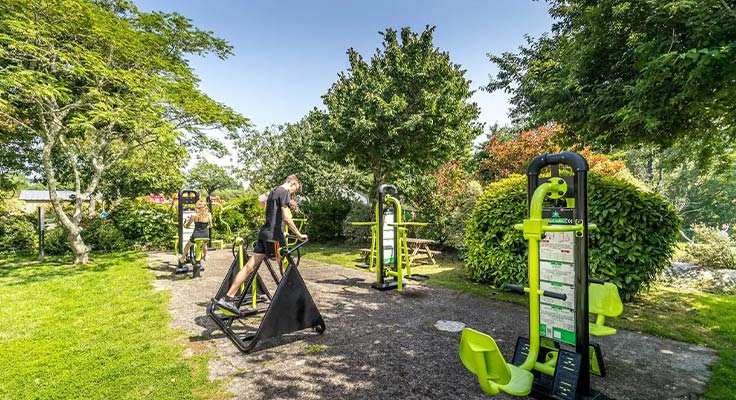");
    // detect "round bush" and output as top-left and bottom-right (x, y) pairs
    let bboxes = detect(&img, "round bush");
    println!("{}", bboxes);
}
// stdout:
(464, 172), (681, 300)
